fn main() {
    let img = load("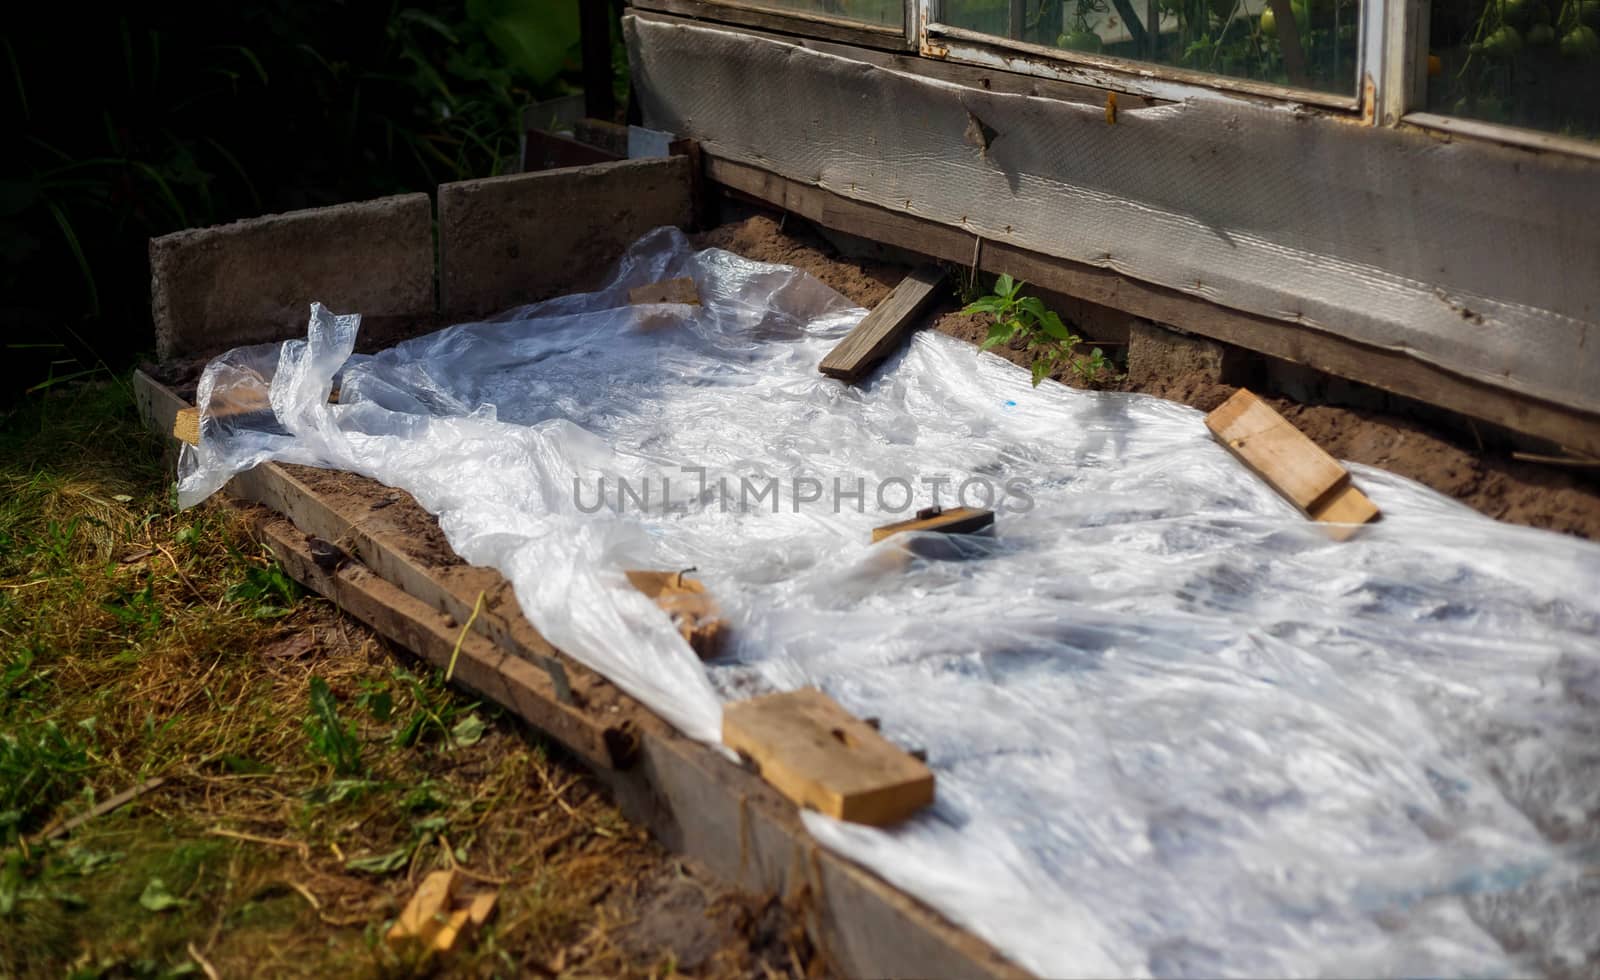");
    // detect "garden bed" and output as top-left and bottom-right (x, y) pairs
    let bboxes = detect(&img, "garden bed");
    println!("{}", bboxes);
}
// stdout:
(699, 212), (1600, 540)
